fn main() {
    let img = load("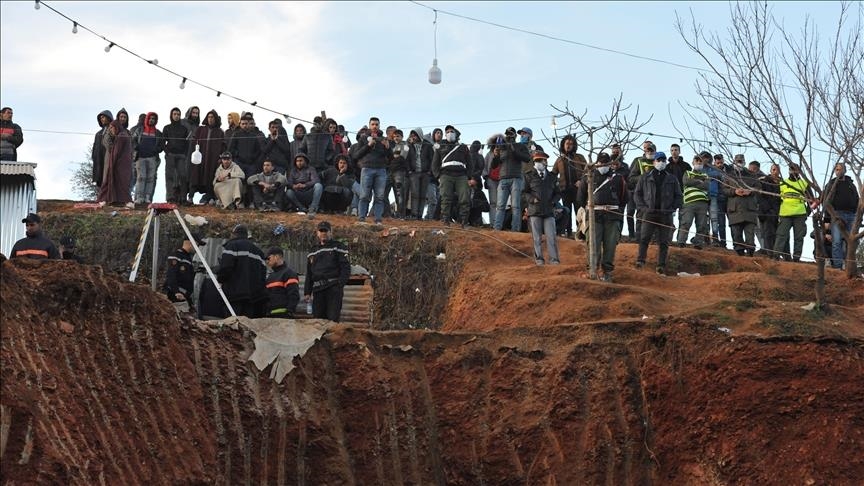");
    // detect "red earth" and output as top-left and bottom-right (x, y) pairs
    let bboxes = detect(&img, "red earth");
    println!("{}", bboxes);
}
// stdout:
(2, 205), (863, 484)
